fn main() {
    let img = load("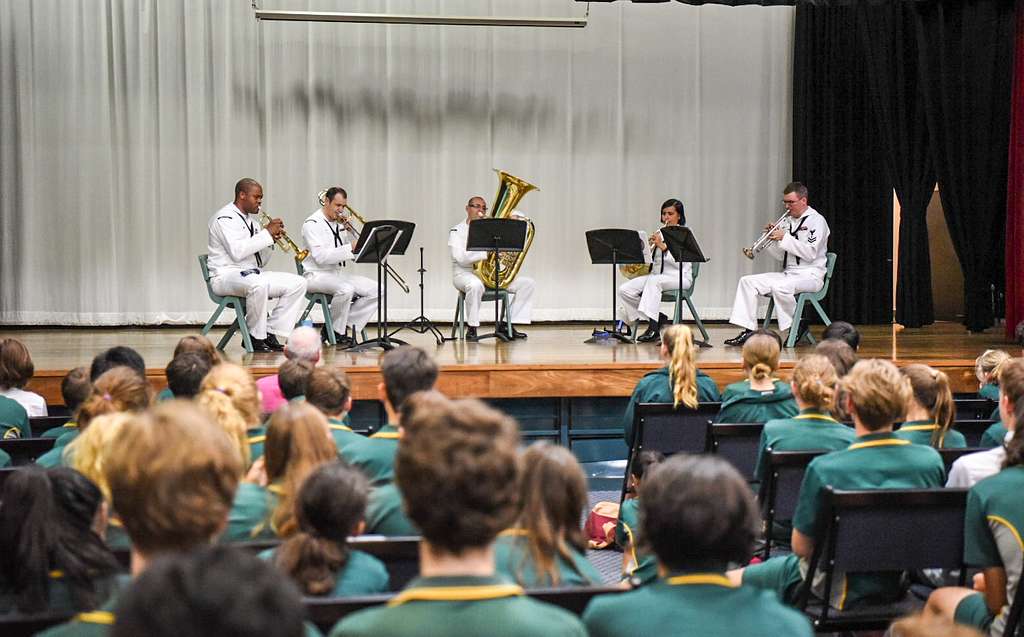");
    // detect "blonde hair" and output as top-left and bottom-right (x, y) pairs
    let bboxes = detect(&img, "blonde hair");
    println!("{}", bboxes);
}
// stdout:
(976, 349), (1011, 385)
(663, 325), (698, 409)
(889, 615), (983, 637)
(840, 359), (912, 431)
(742, 334), (780, 382)
(901, 364), (955, 447)
(196, 364), (260, 470)
(68, 412), (133, 500)
(791, 354), (837, 411)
